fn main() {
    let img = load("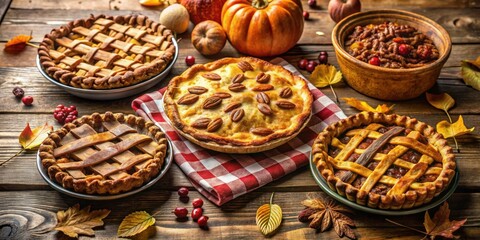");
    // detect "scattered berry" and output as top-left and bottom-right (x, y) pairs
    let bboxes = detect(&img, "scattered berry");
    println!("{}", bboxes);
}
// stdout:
(298, 59), (308, 70)
(417, 45), (432, 60)
(12, 87), (24, 99)
(192, 198), (204, 208)
(306, 63), (316, 73)
(191, 208), (203, 221)
(185, 56), (195, 66)
(53, 104), (78, 124)
(303, 11), (309, 20)
(307, 0), (316, 7)
(308, 60), (318, 67)
(197, 216), (209, 228)
(22, 96), (33, 106)
(172, 207), (188, 218)
(398, 44), (410, 56)
(318, 51), (328, 64)
(178, 187), (189, 197)
(368, 56), (381, 66)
